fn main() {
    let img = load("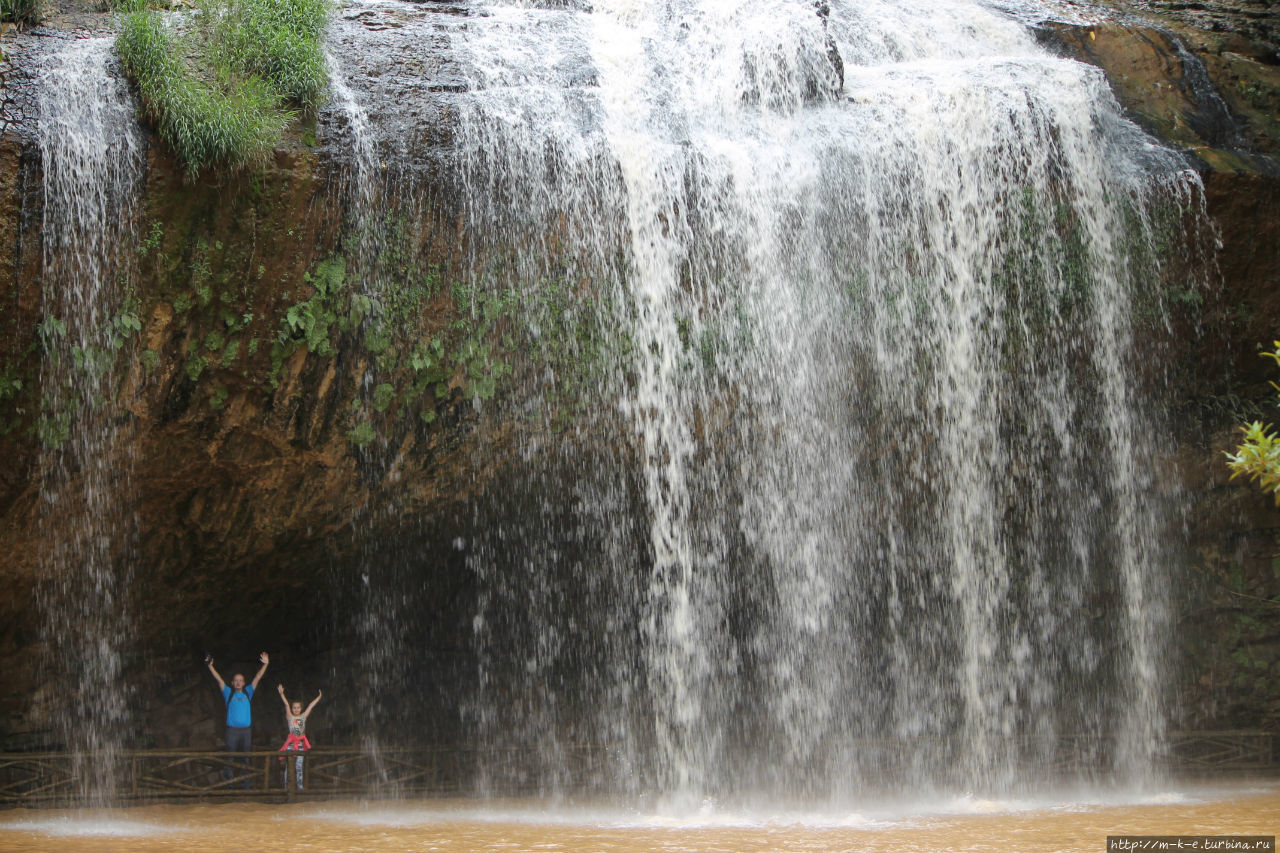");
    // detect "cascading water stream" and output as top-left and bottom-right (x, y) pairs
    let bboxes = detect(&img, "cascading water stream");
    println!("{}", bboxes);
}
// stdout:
(34, 36), (145, 804)
(325, 49), (380, 221)
(410, 0), (1213, 798)
(324, 27), (470, 781)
